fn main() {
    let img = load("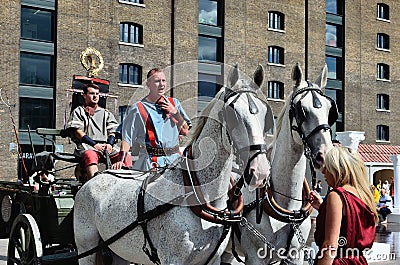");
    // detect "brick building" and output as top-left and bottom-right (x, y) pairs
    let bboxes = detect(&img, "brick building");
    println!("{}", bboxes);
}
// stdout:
(0, 0), (399, 181)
